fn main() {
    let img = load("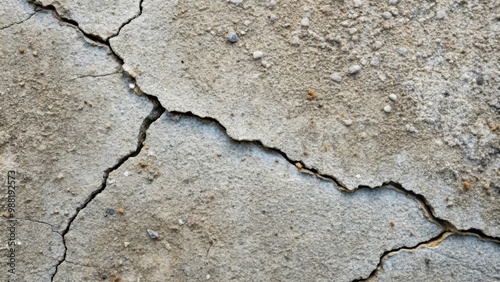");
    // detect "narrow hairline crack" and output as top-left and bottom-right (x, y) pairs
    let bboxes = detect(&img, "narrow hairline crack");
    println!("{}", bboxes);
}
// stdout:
(27, 2), (500, 281)
(0, 10), (37, 31)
